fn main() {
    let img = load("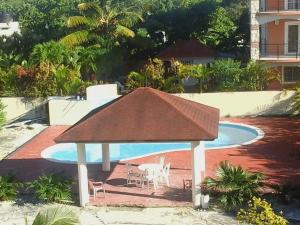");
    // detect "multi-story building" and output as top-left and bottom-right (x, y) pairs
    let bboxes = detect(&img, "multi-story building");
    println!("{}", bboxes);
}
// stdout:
(251, 0), (300, 89)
